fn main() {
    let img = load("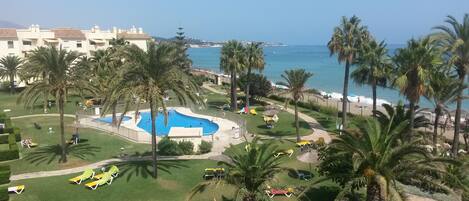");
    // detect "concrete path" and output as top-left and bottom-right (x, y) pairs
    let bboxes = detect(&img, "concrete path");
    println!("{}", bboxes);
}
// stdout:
(10, 154), (223, 181)
(203, 84), (332, 143)
(11, 113), (76, 120)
